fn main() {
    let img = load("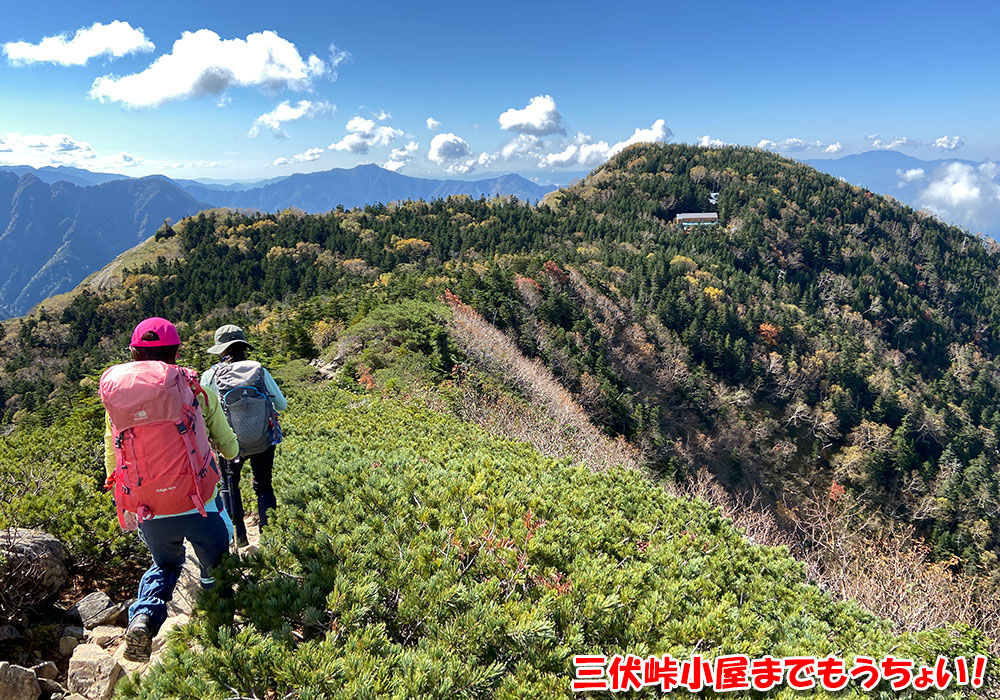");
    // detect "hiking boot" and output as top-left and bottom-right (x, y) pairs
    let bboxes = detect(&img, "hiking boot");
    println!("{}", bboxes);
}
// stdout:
(123, 614), (152, 662)
(234, 534), (249, 549)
